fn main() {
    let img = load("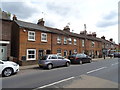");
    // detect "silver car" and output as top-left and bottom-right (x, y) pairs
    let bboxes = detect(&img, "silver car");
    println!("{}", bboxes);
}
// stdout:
(38, 54), (71, 69)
